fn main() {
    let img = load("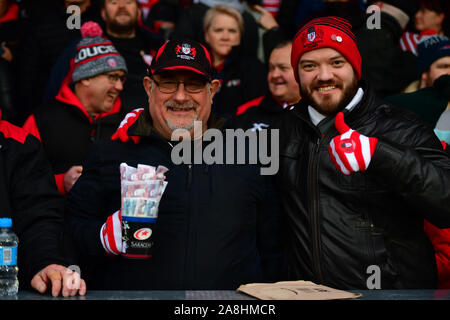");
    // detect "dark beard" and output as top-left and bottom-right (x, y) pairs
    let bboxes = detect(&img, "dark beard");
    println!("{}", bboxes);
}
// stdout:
(300, 75), (359, 117)
(105, 11), (137, 36)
